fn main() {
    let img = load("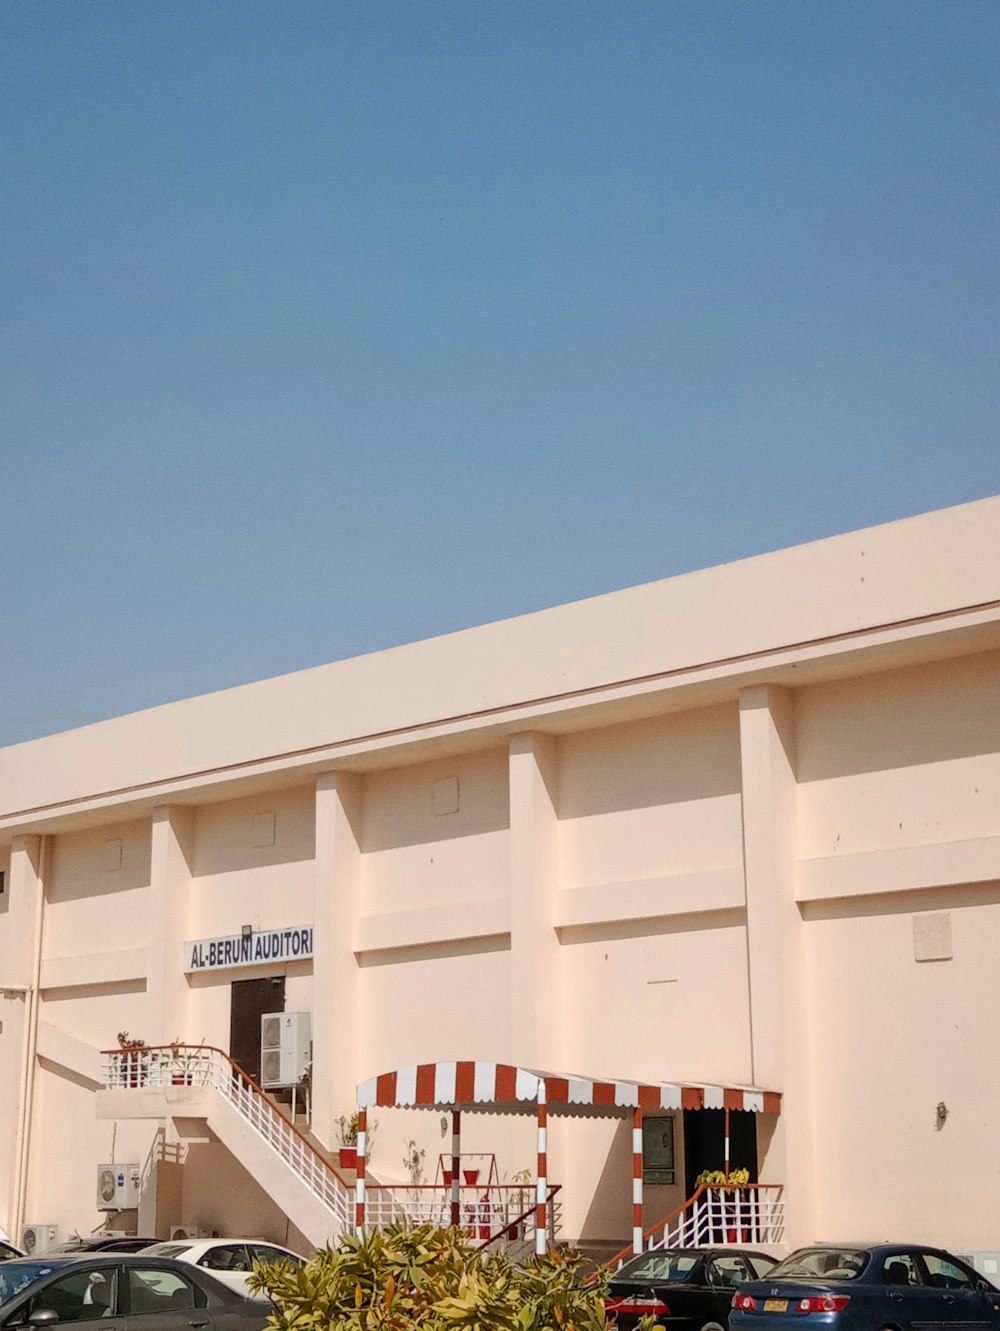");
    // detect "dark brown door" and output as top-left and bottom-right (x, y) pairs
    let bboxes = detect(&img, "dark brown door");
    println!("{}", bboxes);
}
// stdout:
(683, 1108), (758, 1193)
(230, 976), (284, 1084)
